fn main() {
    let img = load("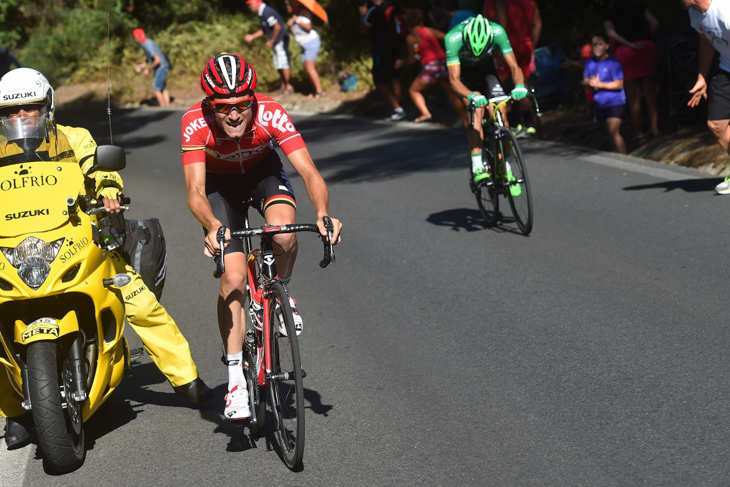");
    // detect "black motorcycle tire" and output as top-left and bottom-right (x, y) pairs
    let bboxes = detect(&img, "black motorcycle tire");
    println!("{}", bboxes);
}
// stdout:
(27, 341), (85, 474)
